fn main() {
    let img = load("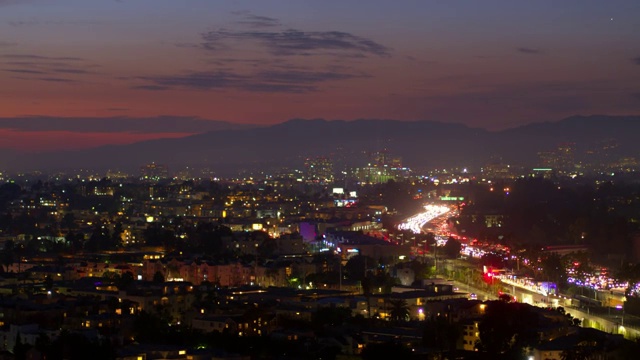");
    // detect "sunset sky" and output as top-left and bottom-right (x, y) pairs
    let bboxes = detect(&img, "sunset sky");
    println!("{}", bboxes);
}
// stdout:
(1, 0), (639, 151)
